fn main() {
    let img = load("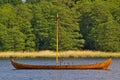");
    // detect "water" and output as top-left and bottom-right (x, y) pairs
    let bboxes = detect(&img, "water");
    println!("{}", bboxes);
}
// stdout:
(0, 58), (120, 80)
